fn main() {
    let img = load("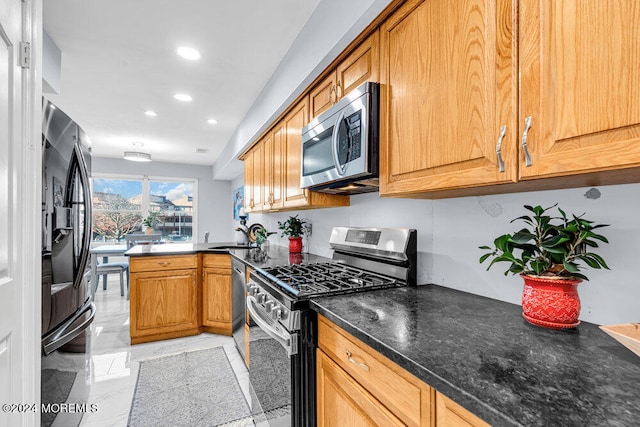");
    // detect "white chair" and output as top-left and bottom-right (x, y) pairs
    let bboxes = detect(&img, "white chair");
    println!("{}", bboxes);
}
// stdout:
(96, 261), (130, 299)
